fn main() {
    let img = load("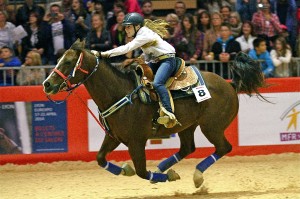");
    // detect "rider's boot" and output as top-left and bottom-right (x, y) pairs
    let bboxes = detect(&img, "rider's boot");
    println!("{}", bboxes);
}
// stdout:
(156, 90), (180, 128)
